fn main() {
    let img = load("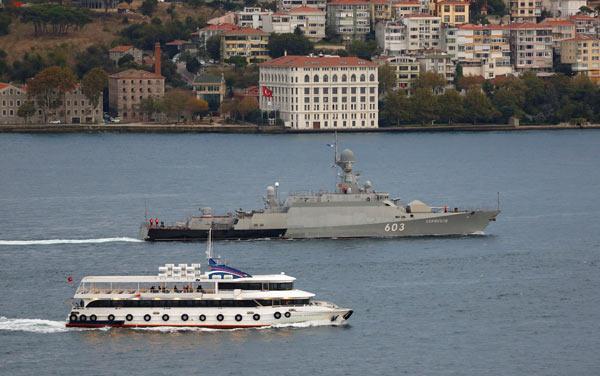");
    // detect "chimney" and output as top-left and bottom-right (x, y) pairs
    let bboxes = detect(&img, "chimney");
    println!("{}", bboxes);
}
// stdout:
(154, 42), (161, 76)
